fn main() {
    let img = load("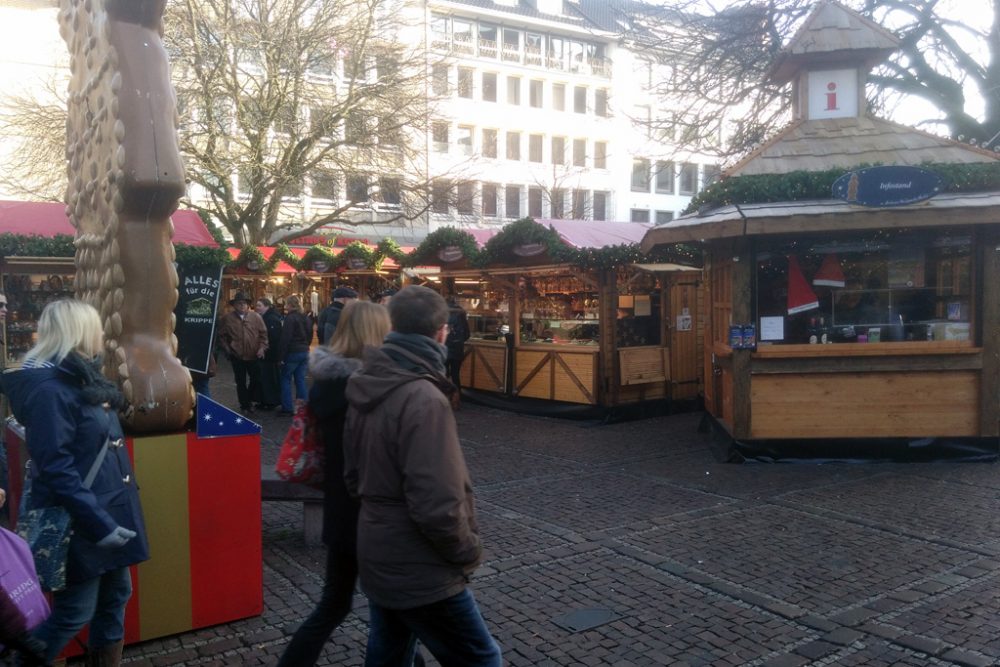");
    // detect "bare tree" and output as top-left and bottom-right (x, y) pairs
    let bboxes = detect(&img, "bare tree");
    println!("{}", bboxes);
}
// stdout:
(166, 0), (440, 245)
(625, 0), (1000, 160)
(0, 76), (67, 200)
